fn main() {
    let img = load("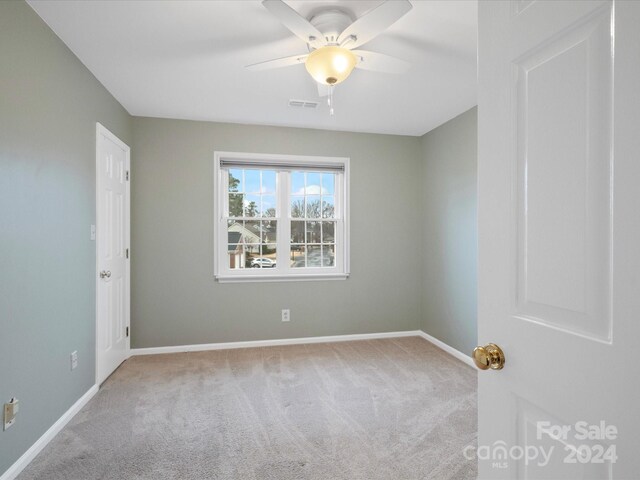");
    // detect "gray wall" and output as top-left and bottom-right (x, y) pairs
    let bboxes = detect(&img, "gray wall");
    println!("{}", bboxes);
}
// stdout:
(0, 1), (131, 473)
(130, 117), (422, 348)
(420, 107), (478, 355)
